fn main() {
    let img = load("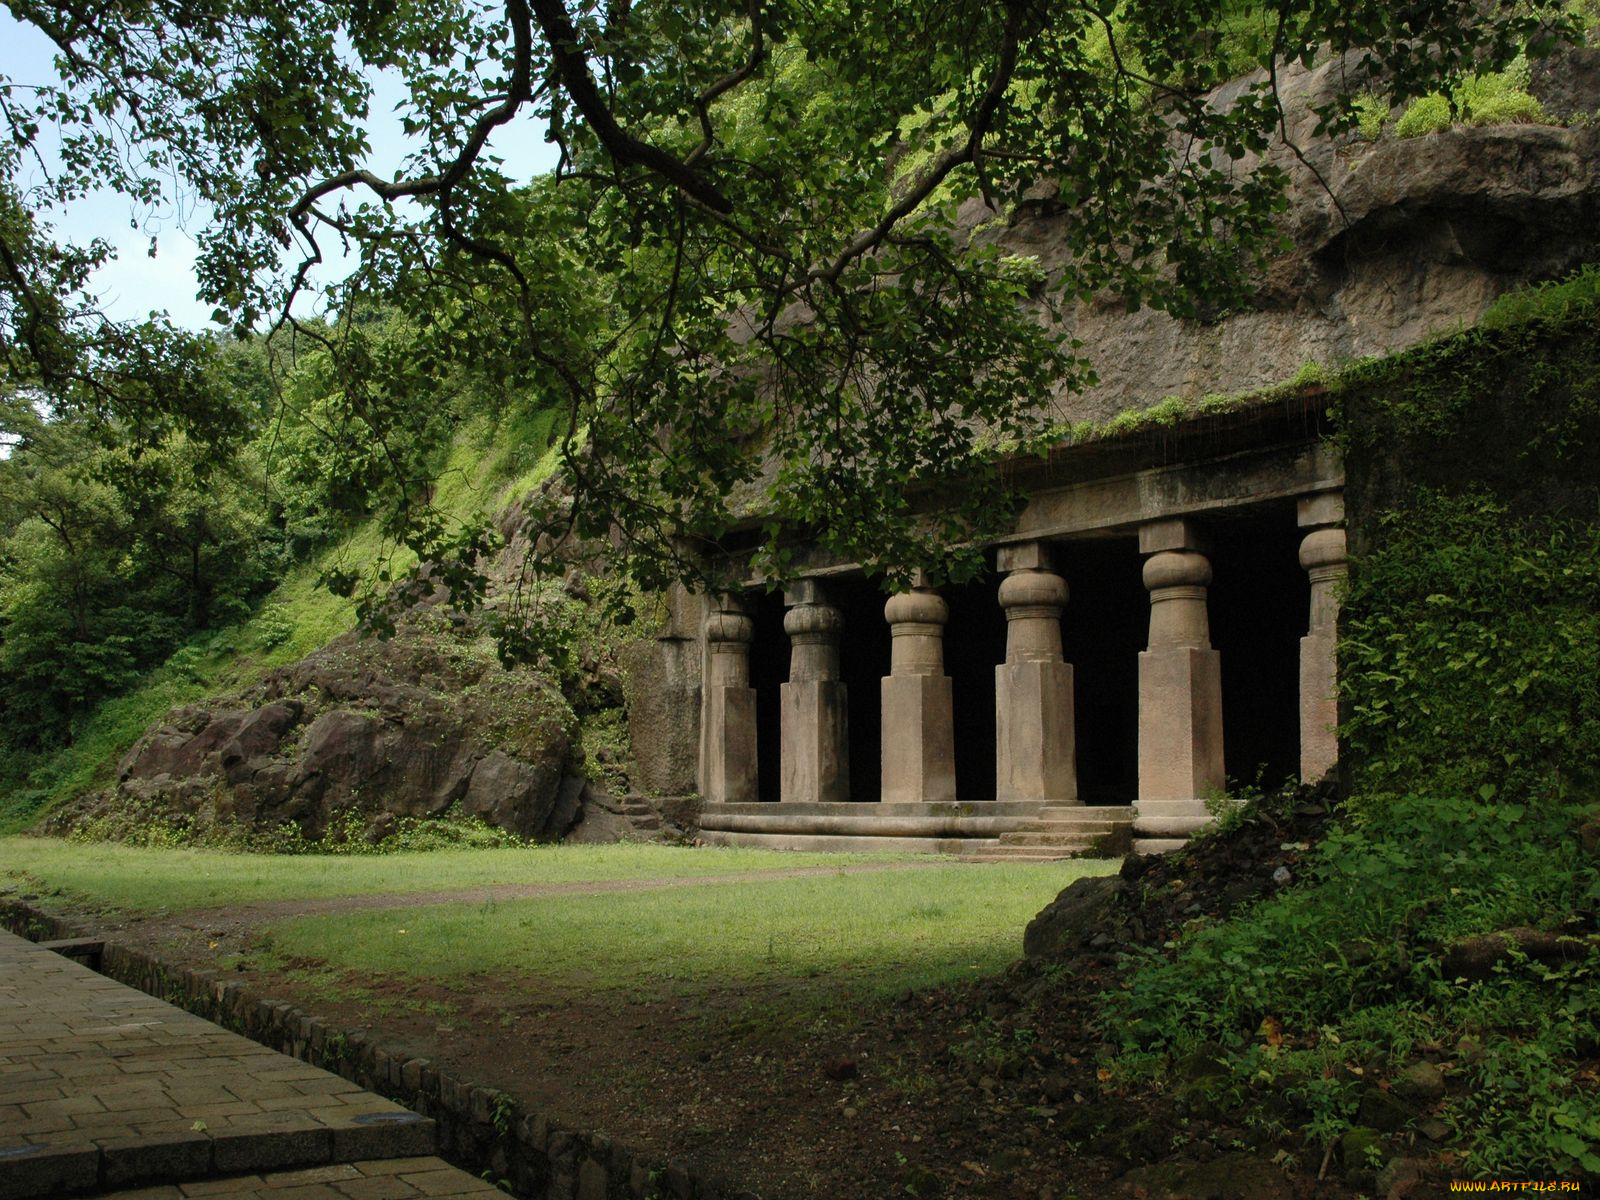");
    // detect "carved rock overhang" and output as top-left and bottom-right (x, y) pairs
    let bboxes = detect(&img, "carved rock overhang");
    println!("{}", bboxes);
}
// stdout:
(695, 49), (1600, 583)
